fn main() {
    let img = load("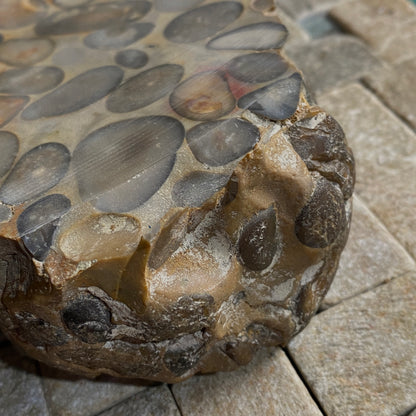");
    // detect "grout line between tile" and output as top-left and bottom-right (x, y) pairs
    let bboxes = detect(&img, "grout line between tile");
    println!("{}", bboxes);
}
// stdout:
(354, 191), (416, 264)
(397, 403), (416, 416)
(168, 384), (185, 416)
(360, 78), (416, 134)
(352, 194), (415, 265)
(86, 389), (143, 416)
(318, 270), (414, 313)
(283, 348), (327, 416)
